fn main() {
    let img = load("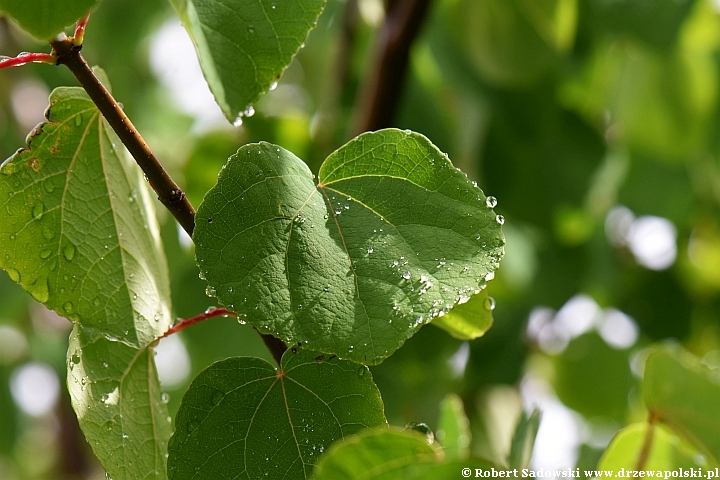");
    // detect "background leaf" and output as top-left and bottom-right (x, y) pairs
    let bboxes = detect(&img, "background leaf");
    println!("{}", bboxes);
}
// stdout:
(0, 0), (97, 39)
(436, 393), (471, 460)
(167, 348), (386, 480)
(194, 129), (505, 364)
(311, 428), (494, 480)
(507, 409), (540, 470)
(0, 86), (173, 479)
(598, 423), (709, 470)
(168, 0), (326, 122)
(644, 347), (720, 464)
